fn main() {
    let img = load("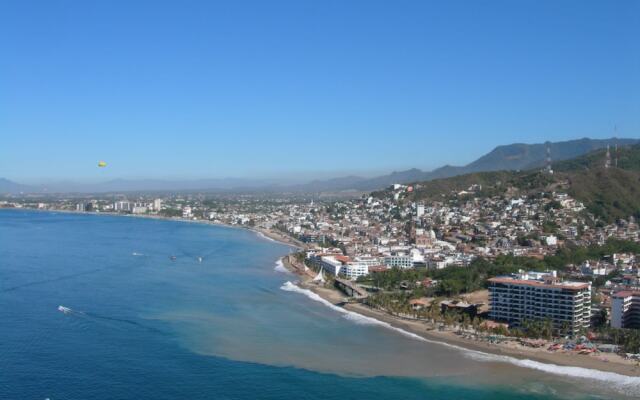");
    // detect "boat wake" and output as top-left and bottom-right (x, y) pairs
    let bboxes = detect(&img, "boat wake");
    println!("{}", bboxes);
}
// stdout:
(2, 268), (105, 293)
(57, 305), (162, 333)
(58, 305), (78, 315)
(280, 281), (640, 396)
